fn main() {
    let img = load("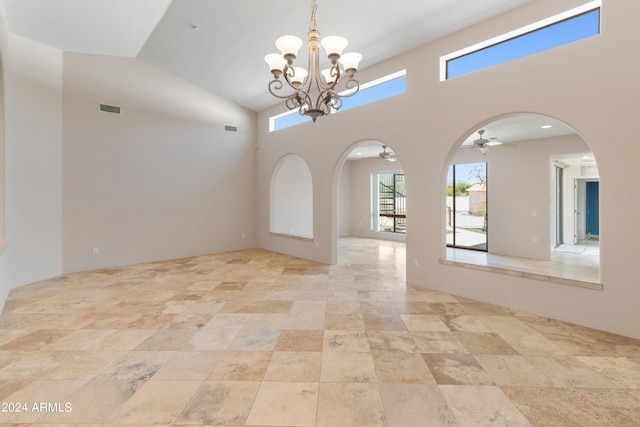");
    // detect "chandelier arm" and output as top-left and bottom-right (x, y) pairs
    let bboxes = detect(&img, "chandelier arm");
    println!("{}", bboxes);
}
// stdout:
(311, 46), (322, 94)
(293, 90), (313, 113)
(285, 95), (302, 111)
(315, 60), (341, 93)
(334, 78), (360, 98)
(281, 65), (300, 93)
(331, 96), (343, 111)
(268, 79), (297, 100)
(315, 91), (332, 114)
(303, 38), (318, 96)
